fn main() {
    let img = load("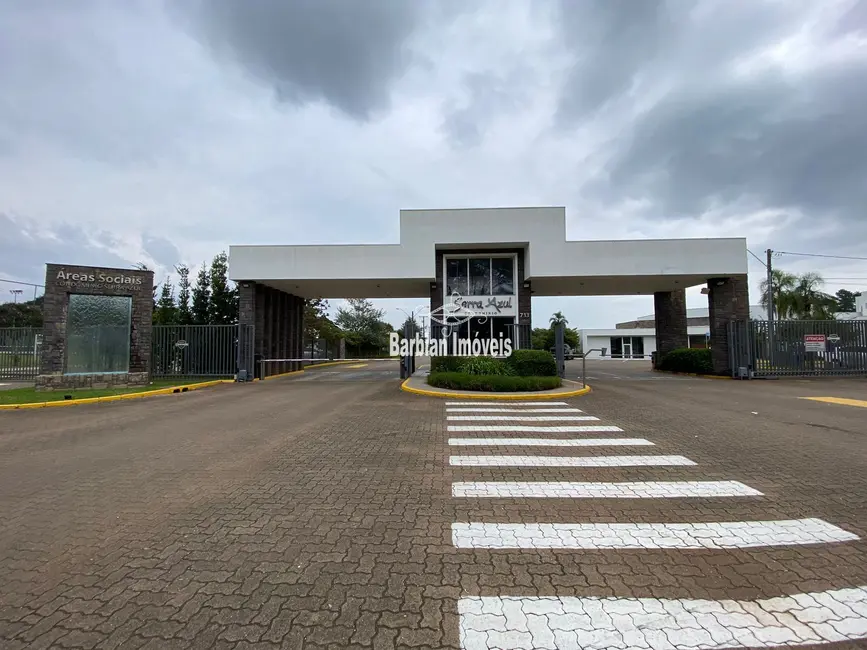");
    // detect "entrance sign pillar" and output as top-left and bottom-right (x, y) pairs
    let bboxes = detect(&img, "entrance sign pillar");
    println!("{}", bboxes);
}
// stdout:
(653, 289), (688, 359)
(707, 275), (750, 375)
